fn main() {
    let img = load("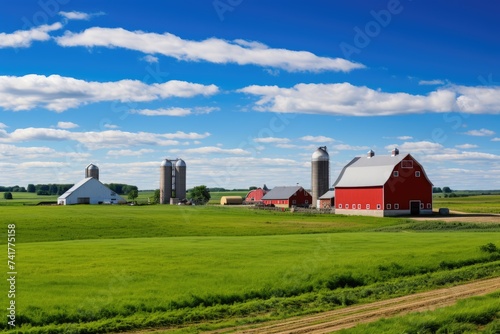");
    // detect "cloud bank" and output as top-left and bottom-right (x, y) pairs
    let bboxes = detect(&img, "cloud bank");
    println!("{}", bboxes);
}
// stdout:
(56, 27), (364, 72)
(0, 74), (218, 112)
